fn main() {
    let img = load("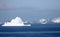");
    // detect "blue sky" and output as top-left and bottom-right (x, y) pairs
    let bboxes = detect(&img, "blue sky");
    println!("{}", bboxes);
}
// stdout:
(0, 0), (60, 22)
